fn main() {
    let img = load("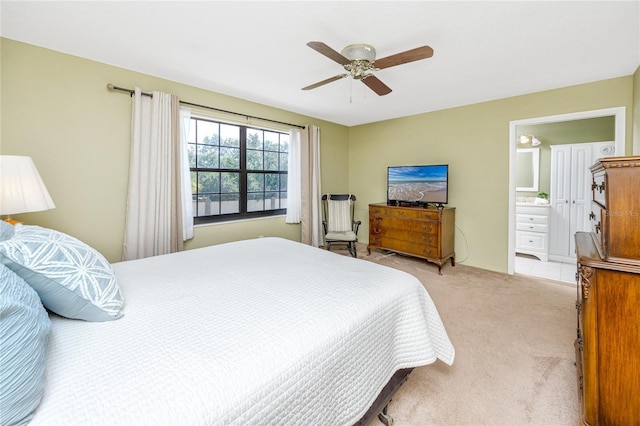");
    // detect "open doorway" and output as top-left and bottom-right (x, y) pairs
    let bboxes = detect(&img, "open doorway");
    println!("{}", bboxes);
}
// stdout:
(507, 107), (626, 280)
